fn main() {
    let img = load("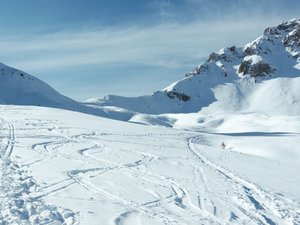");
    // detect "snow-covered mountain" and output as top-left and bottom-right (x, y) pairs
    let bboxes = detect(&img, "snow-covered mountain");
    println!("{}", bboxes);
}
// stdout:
(88, 18), (300, 116)
(1, 19), (300, 225)
(0, 62), (105, 116)
(2, 18), (299, 121)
